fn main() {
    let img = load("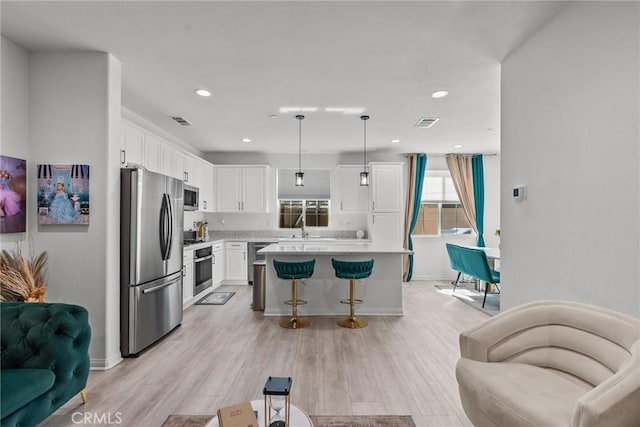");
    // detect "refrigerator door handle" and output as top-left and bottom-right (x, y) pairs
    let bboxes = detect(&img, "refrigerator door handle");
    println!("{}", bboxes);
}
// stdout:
(159, 194), (168, 260)
(166, 193), (173, 259)
(143, 281), (174, 294)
